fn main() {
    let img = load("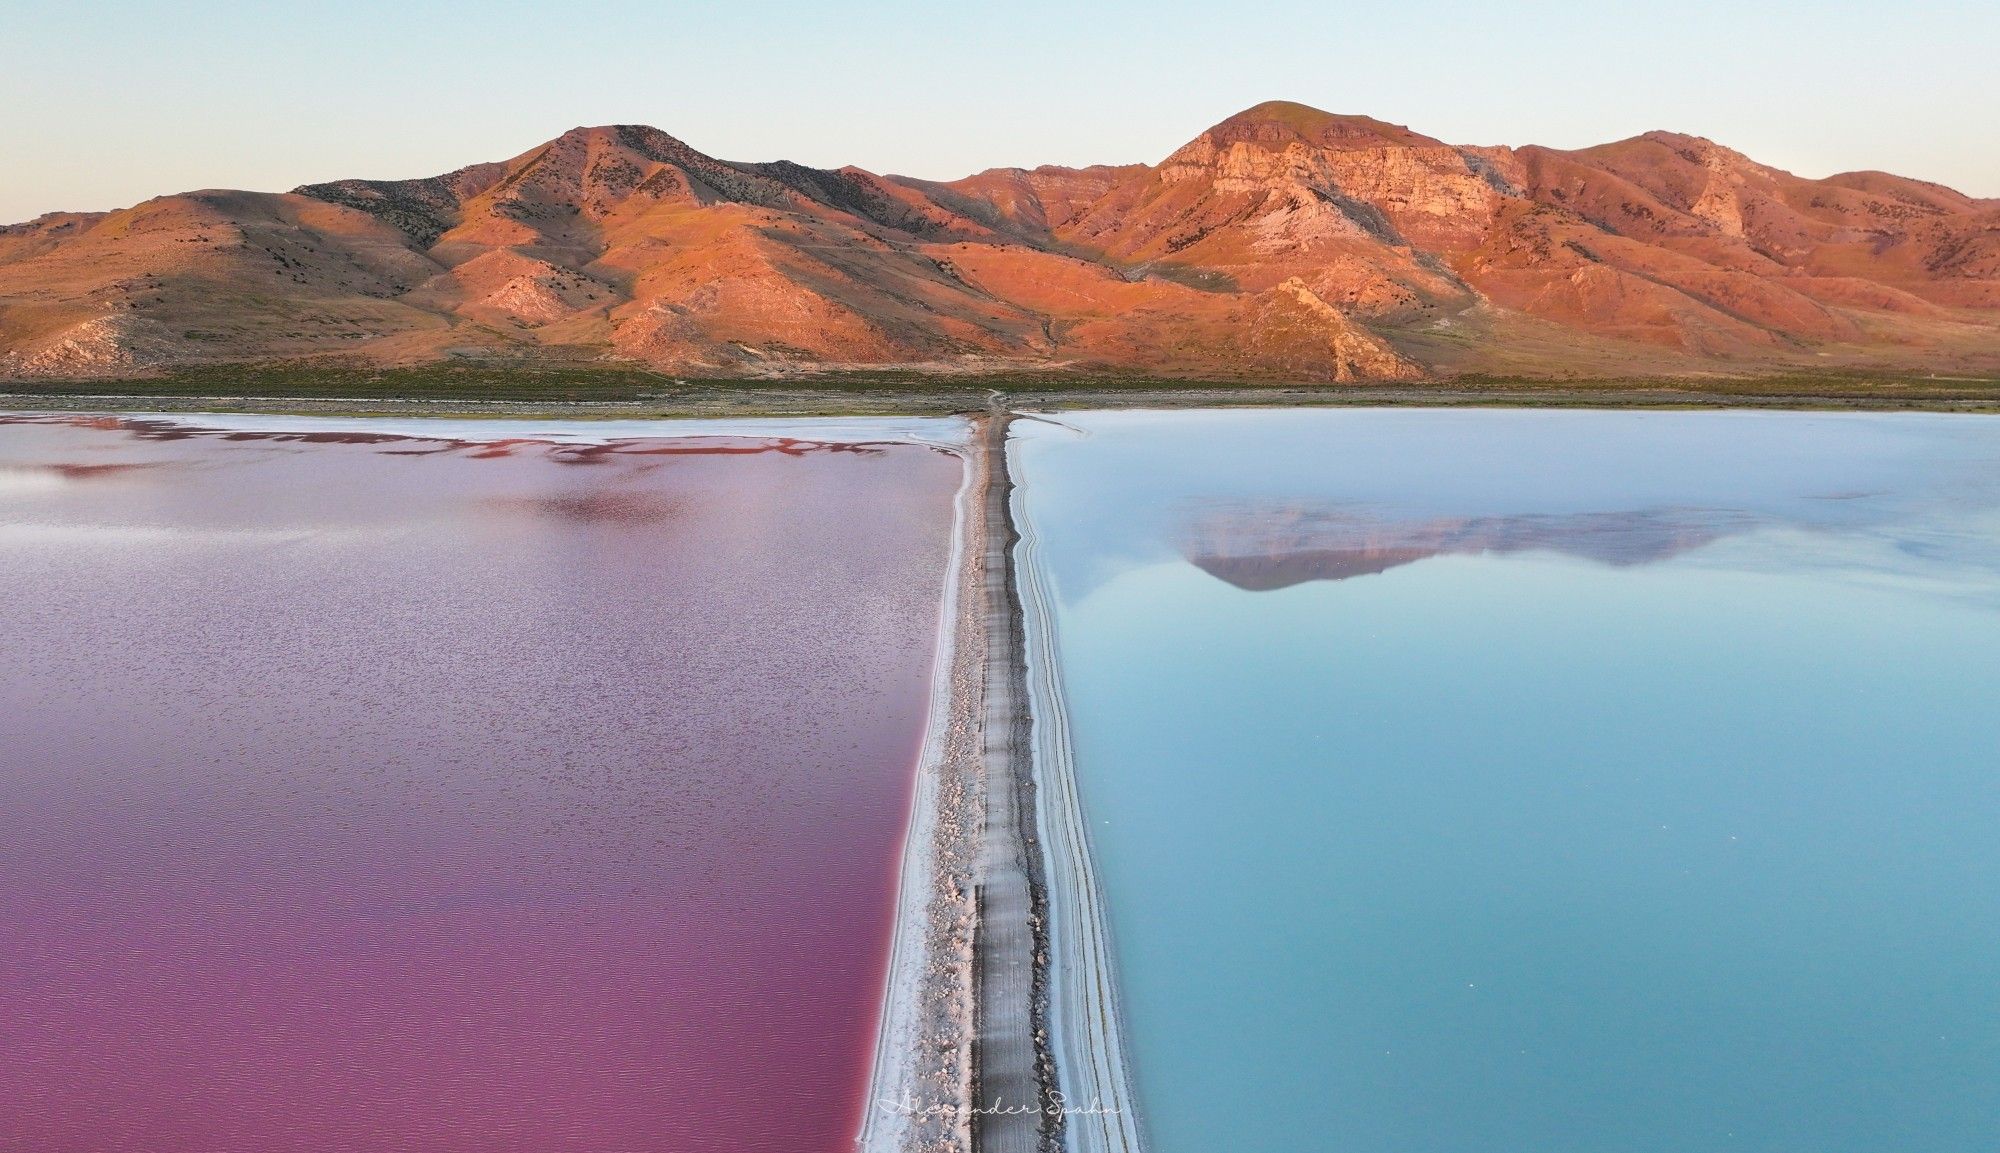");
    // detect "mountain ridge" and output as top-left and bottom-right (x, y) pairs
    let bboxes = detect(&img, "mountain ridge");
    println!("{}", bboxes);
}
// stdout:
(5, 102), (1996, 381)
